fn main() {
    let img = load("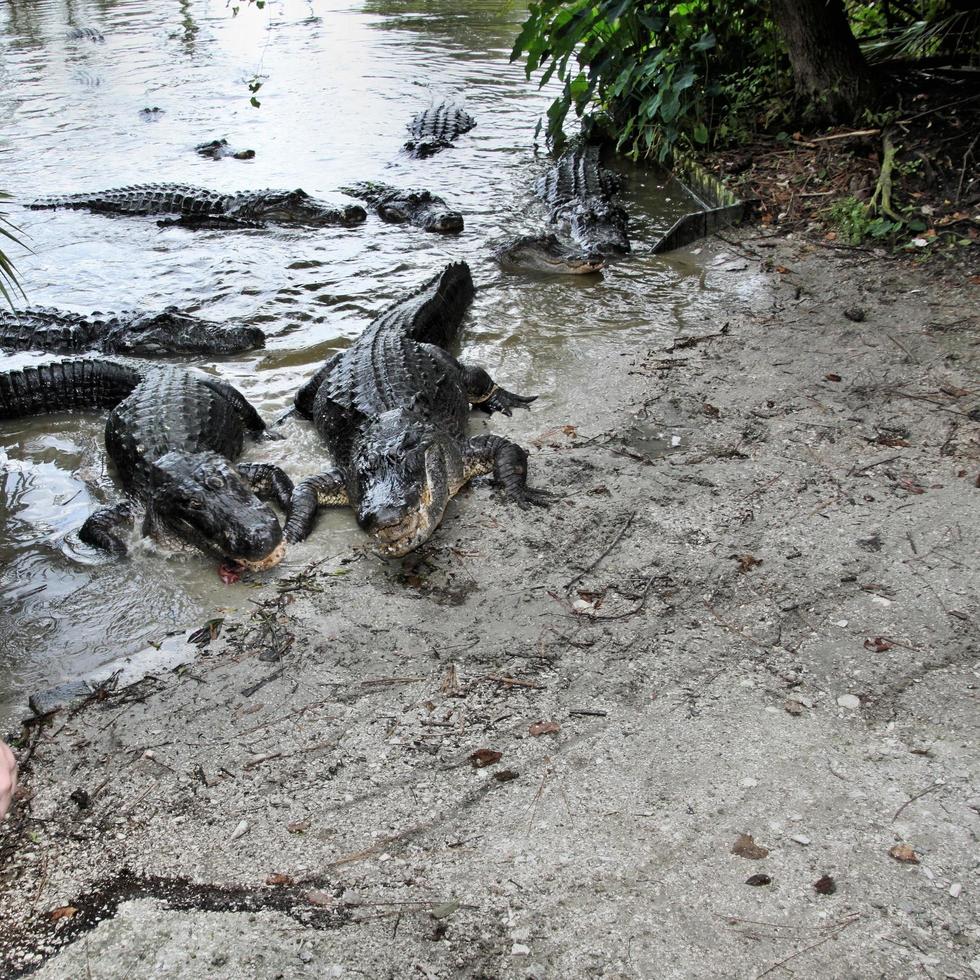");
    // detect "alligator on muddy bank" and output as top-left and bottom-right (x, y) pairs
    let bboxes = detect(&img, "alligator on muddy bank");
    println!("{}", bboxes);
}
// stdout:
(0, 361), (290, 567)
(28, 185), (367, 231)
(0, 307), (265, 356)
(196, 139), (256, 161)
(285, 262), (550, 557)
(343, 182), (463, 233)
(537, 145), (630, 256)
(405, 102), (476, 158)
(493, 234), (604, 275)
